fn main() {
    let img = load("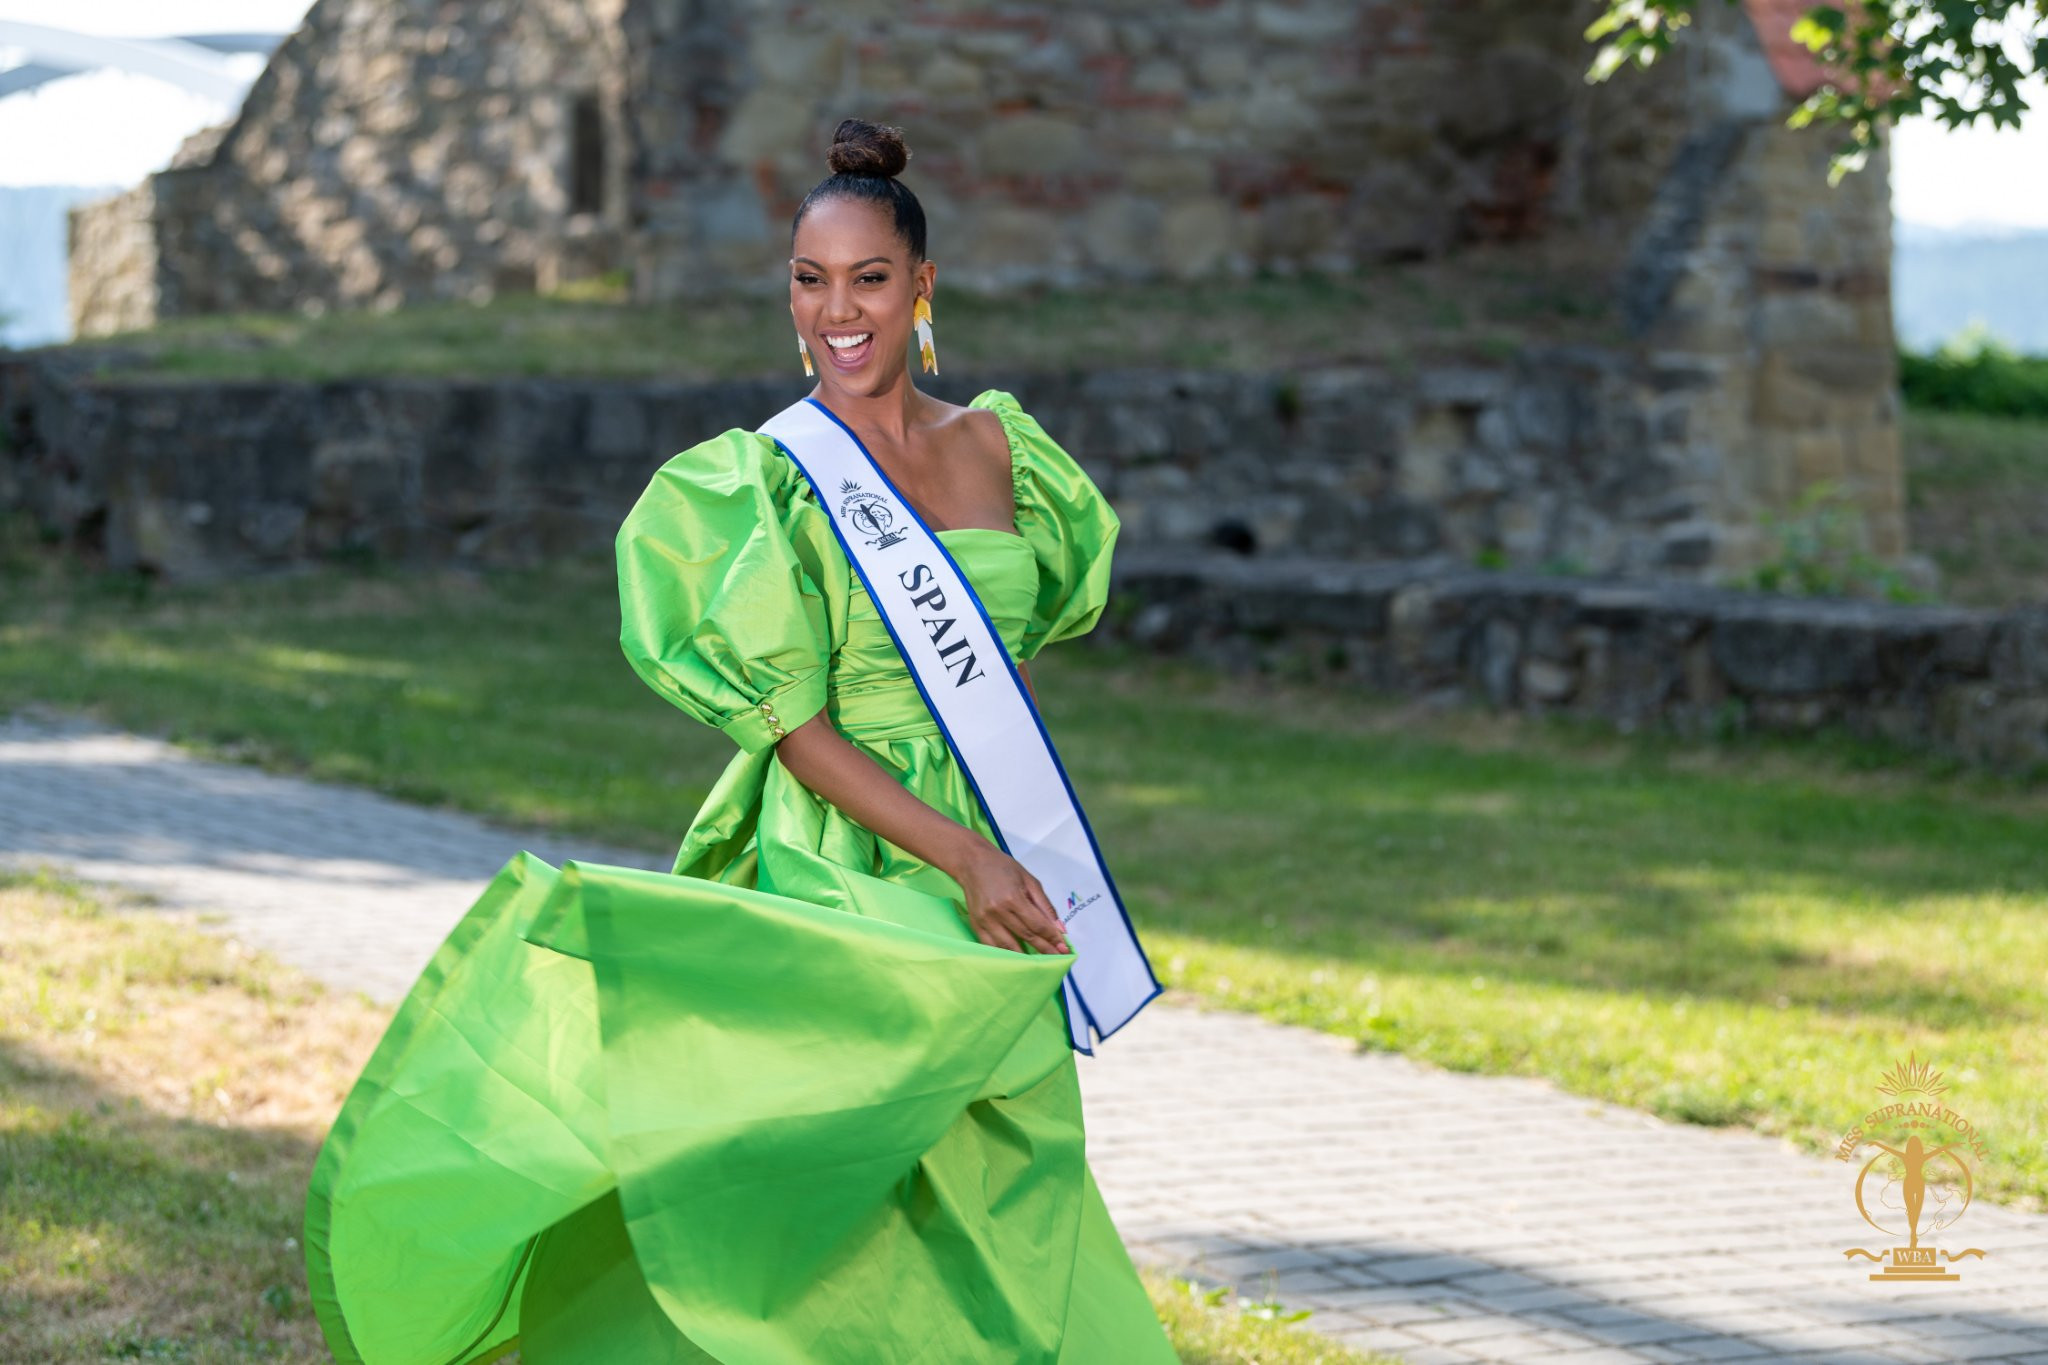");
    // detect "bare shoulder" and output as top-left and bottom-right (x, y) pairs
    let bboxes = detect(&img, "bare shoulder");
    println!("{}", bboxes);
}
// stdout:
(926, 397), (1014, 477)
